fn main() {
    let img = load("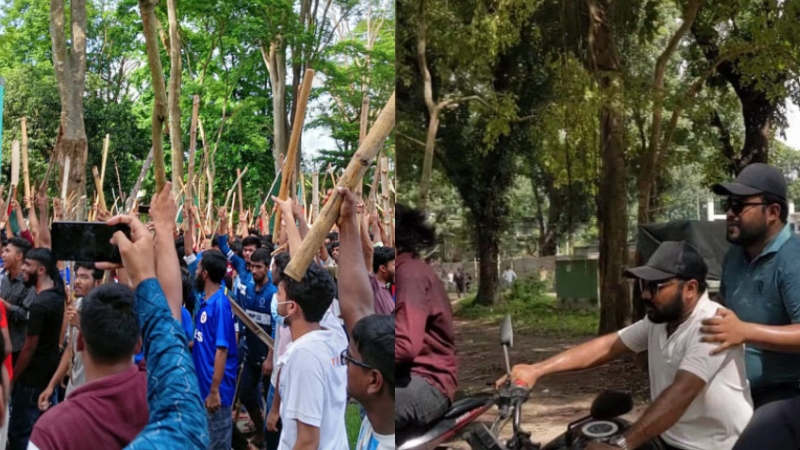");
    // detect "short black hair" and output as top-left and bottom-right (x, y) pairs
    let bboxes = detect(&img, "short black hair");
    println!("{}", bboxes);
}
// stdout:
(242, 236), (261, 249)
(272, 252), (291, 285)
(373, 247), (395, 274)
(74, 262), (104, 281)
(248, 228), (260, 237)
(280, 263), (335, 323)
(181, 268), (195, 315)
(251, 248), (270, 266)
(762, 193), (789, 223)
(79, 283), (140, 364)
(174, 236), (185, 251)
(352, 315), (395, 394)
(199, 250), (228, 284)
(327, 232), (339, 242)
(8, 237), (32, 257)
(26, 248), (61, 288)
(396, 203), (436, 256)
(679, 278), (709, 296)
(211, 235), (219, 248)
